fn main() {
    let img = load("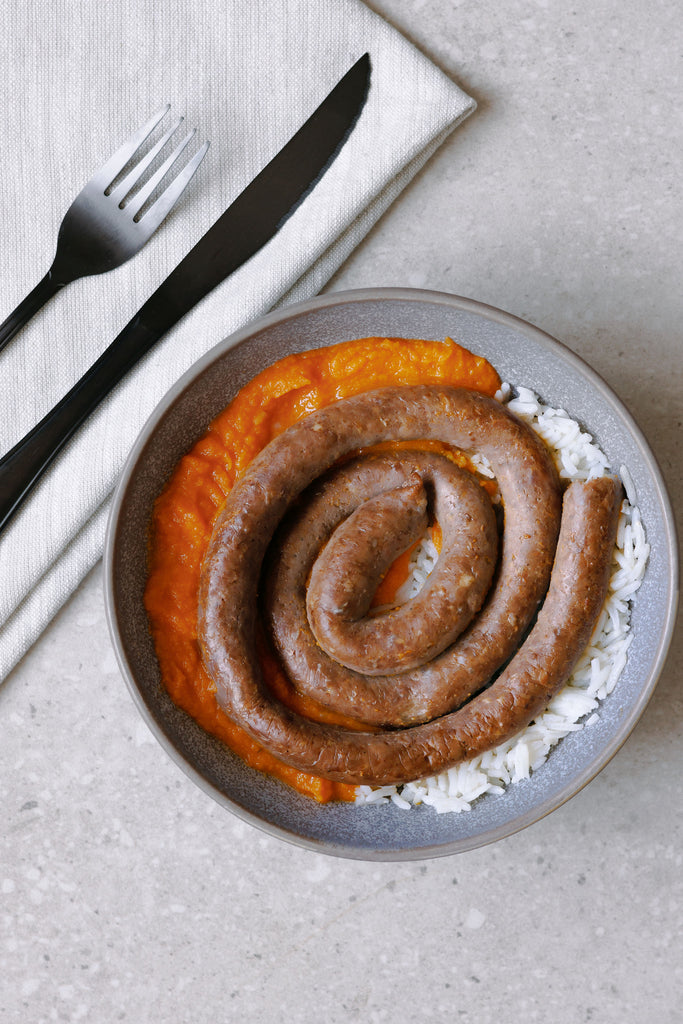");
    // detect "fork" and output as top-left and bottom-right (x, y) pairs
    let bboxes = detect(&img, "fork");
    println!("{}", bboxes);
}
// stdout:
(0, 106), (209, 354)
